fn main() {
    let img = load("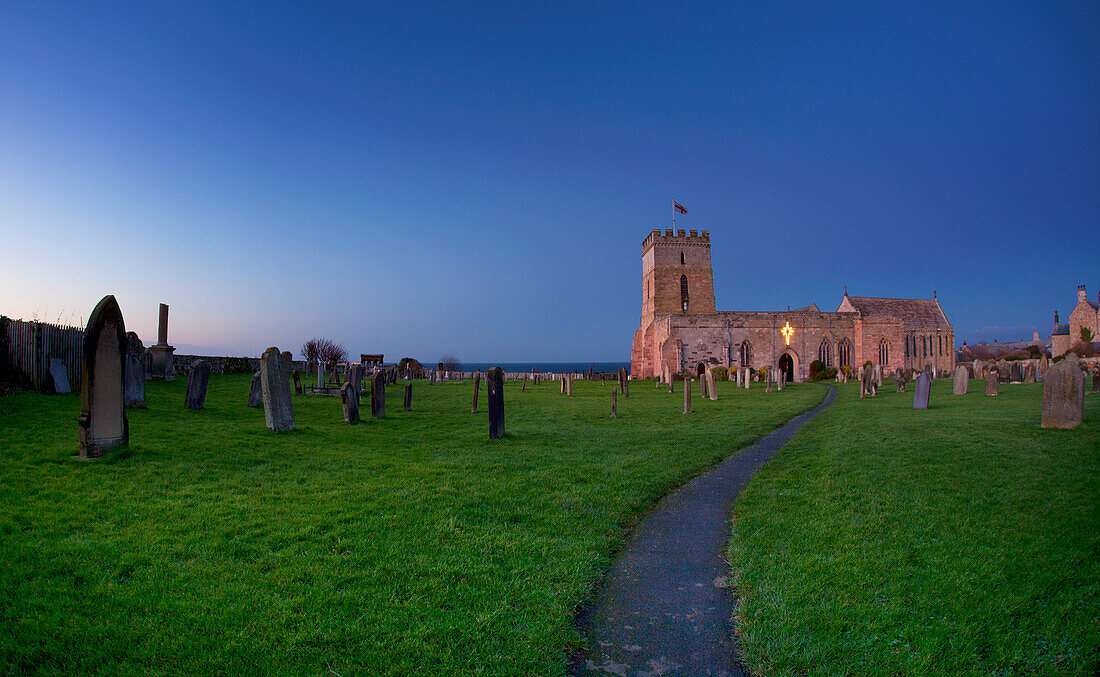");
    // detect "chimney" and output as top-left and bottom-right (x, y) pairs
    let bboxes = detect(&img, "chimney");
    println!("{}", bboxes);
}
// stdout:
(1078, 284), (1087, 303)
